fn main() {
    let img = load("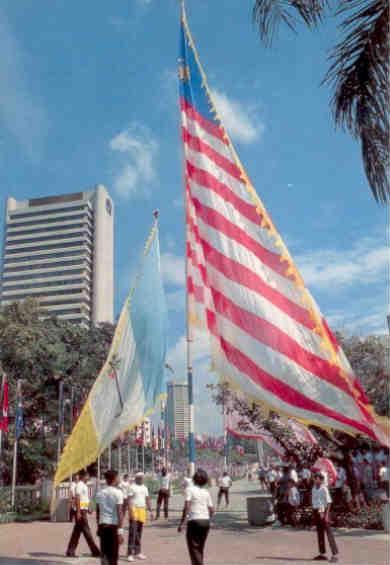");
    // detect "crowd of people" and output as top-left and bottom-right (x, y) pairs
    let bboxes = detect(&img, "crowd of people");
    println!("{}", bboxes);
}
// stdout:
(257, 445), (389, 526)
(63, 446), (388, 565)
